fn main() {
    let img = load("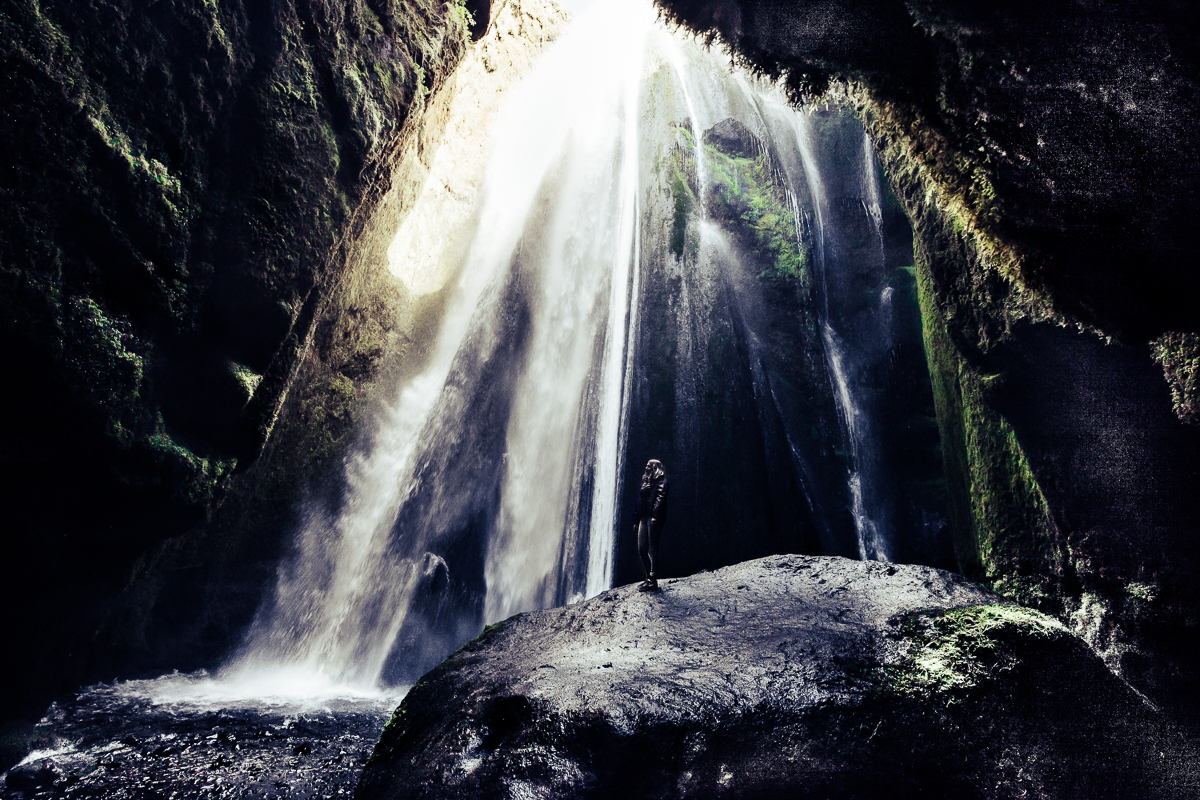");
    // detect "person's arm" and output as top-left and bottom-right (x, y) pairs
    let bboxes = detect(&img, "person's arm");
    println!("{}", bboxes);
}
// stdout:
(651, 478), (669, 520)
